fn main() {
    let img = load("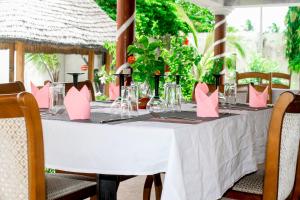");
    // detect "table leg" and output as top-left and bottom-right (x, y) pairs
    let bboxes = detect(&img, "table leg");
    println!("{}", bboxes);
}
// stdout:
(97, 174), (118, 200)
